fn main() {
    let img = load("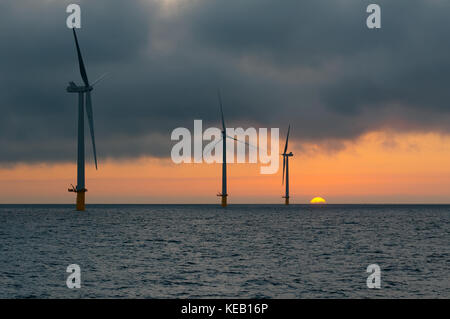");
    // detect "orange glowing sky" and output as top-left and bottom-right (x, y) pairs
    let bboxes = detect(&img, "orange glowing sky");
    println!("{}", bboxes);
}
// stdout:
(2, 131), (450, 204)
